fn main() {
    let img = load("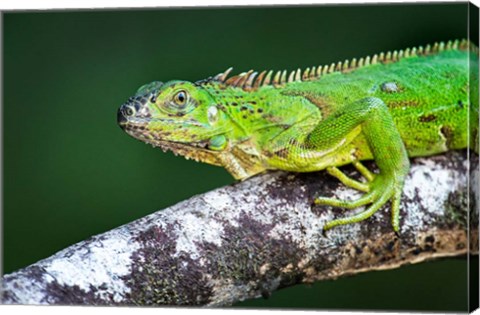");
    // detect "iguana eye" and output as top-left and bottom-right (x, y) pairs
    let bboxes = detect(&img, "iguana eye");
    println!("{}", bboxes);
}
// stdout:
(159, 88), (195, 115)
(173, 91), (188, 107)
